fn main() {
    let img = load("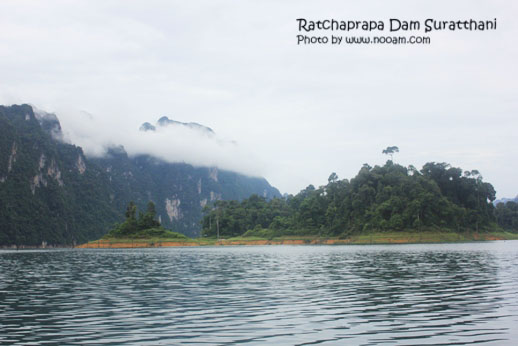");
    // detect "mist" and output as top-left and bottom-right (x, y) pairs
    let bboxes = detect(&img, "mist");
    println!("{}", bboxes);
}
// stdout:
(53, 108), (264, 178)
